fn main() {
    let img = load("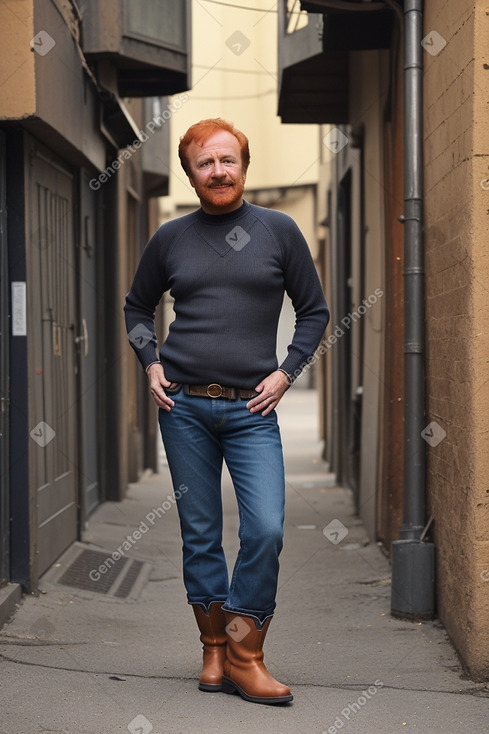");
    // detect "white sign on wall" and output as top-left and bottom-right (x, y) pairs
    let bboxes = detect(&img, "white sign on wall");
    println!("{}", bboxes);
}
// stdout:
(11, 281), (27, 336)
